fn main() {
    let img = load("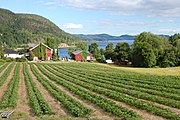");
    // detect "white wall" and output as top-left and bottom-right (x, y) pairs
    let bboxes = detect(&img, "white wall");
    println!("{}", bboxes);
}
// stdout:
(4, 54), (24, 58)
(106, 59), (113, 64)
